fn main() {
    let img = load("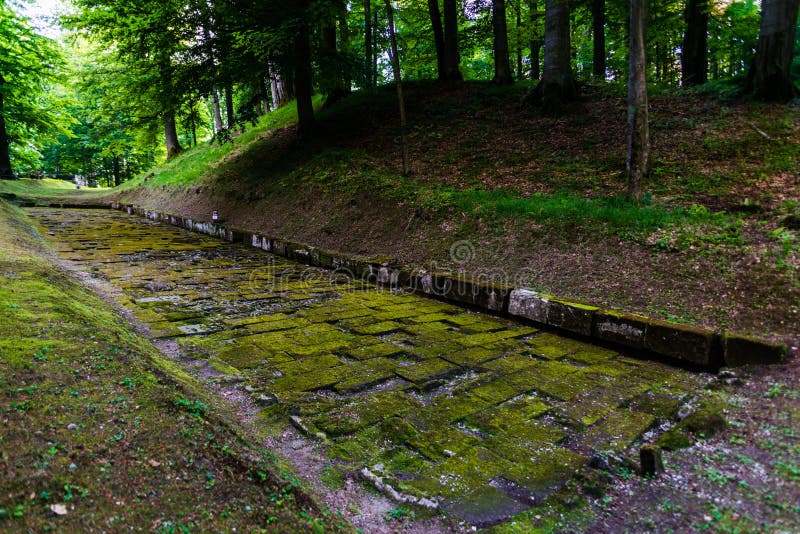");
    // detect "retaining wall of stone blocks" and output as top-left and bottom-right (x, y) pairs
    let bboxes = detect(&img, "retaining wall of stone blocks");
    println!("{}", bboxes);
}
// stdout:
(65, 201), (789, 369)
